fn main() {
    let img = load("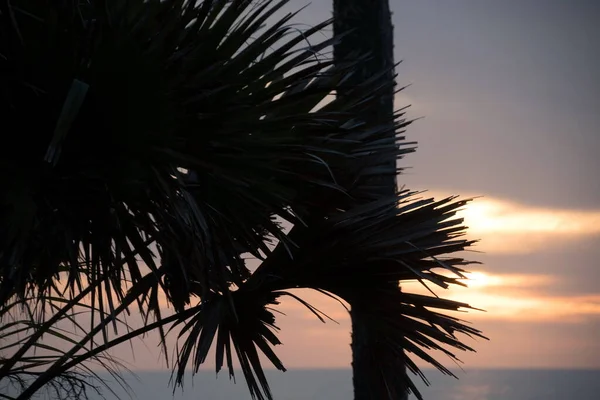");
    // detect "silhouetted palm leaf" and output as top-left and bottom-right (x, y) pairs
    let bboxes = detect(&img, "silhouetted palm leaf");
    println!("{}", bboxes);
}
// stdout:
(0, 290), (134, 400)
(0, 0), (408, 310)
